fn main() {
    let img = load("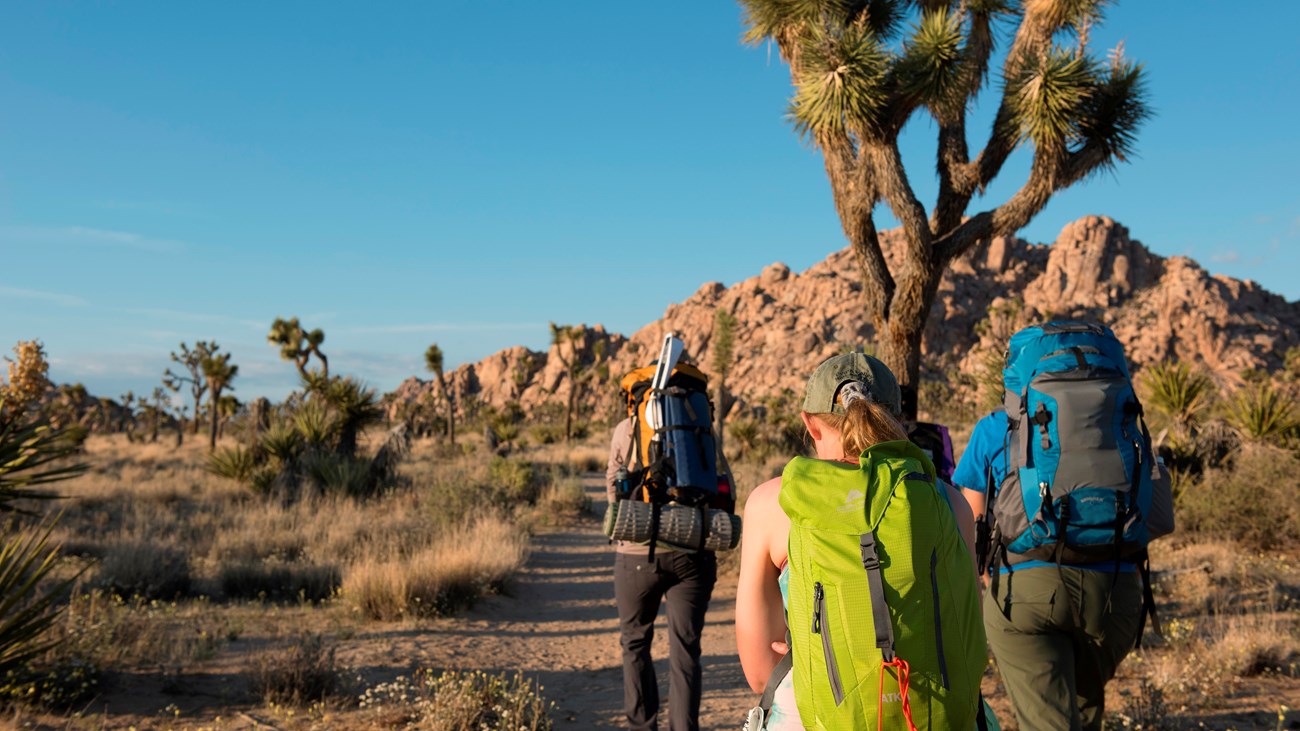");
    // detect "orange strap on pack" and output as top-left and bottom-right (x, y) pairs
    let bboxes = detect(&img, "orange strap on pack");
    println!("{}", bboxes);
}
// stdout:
(877, 657), (919, 731)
